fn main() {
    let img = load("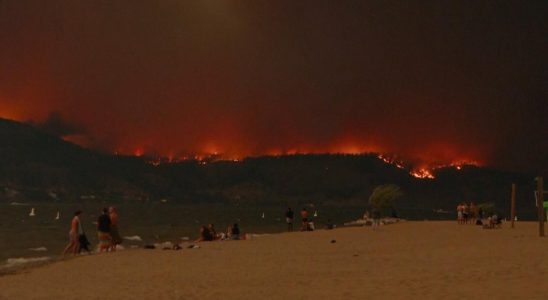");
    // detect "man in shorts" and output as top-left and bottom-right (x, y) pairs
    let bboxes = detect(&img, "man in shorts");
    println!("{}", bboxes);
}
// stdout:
(97, 208), (112, 252)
